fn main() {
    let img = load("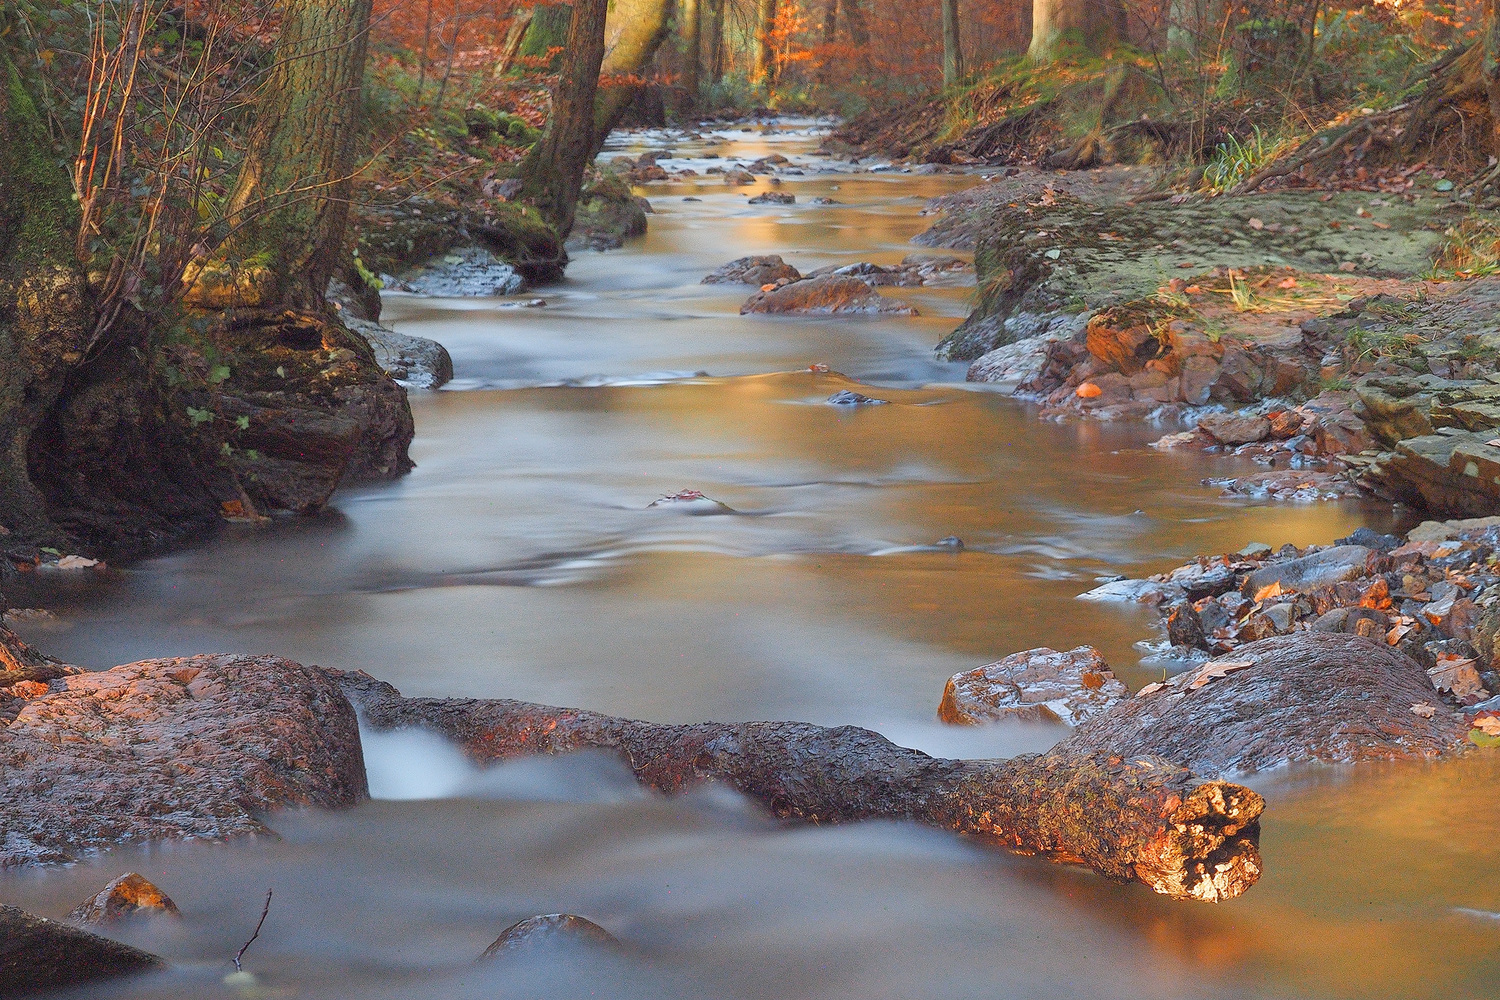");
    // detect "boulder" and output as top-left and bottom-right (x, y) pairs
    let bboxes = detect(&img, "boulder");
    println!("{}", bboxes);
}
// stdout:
(1240, 545), (1374, 597)
(68, 873), (181, 925)
(0, 905), (163, 995)
(398, 247), (524, 297)
(740, 276), (918, 316)
(346, 318), (453, 390)
(938, 646), (1128, 726)
(1058, 633), (1471, 776)
(827, 390), (886, 406)
(1359, 431), (1500, 518)
(1197, 412), (1272, 446)
(479, 914), (619, 958)
(702, 255), (802, 286)
(0, 654), (367, 867)
(748, 191), (795, 205)
(1077, 578), (1184, 604)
